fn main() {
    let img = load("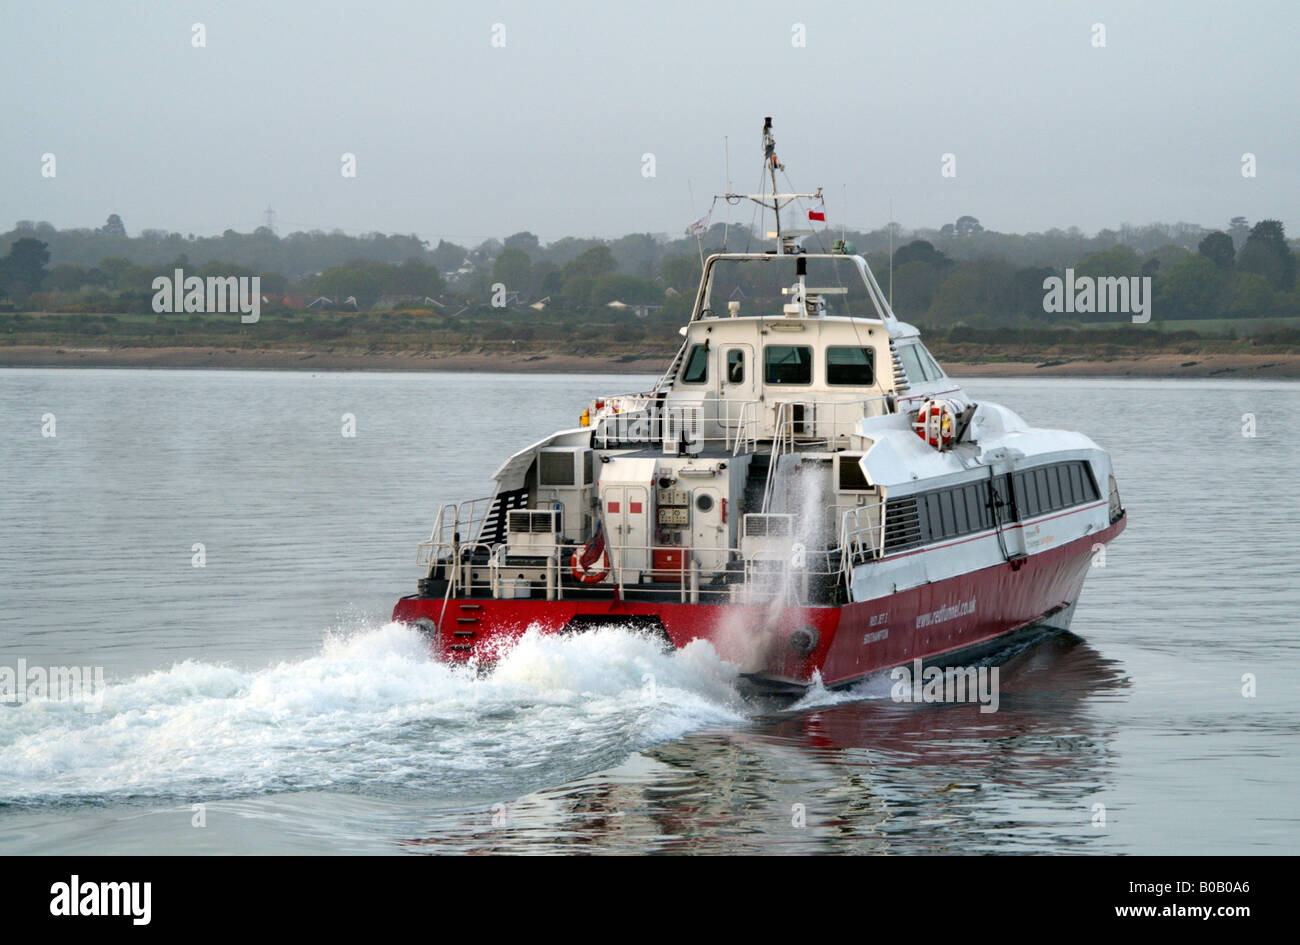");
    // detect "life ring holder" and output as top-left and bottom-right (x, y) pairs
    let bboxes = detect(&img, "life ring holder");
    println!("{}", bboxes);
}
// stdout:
(570, 548), (610, 584)
(913, 399), (957, 450)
